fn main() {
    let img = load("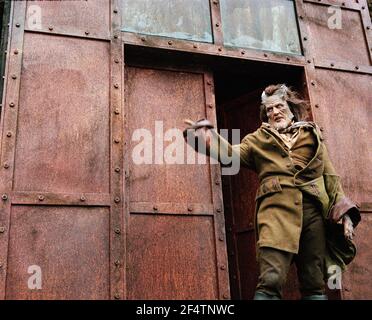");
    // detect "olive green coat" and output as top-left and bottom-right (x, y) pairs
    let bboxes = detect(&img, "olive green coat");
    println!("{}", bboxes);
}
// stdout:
(231, 122), (360, 275)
